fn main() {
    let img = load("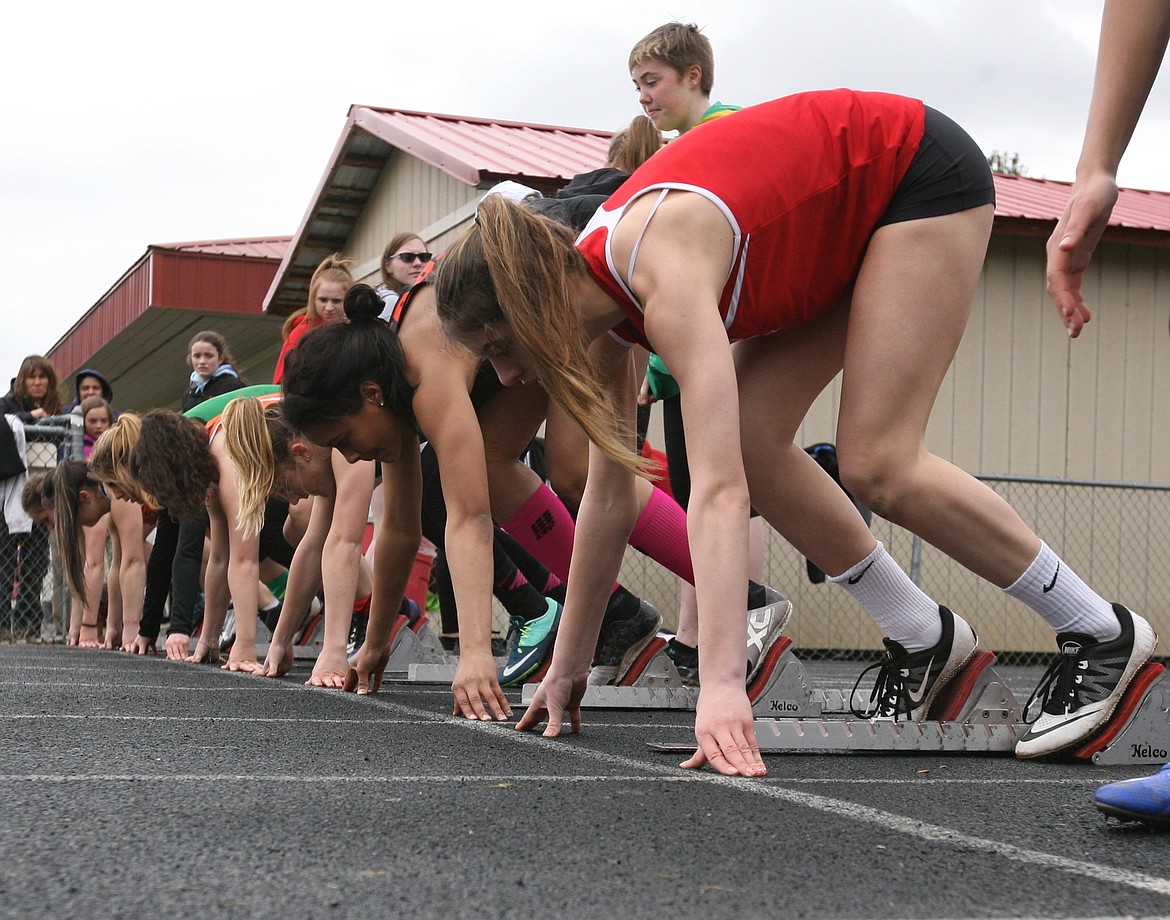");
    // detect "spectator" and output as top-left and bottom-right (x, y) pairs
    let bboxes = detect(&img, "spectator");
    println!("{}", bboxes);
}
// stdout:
(375, 233), (431, 318)
(272, 254), (353, 384)
(182, 330), (246, 411)
(1, 355), (62, 640)
(67, 368), (114, 412)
